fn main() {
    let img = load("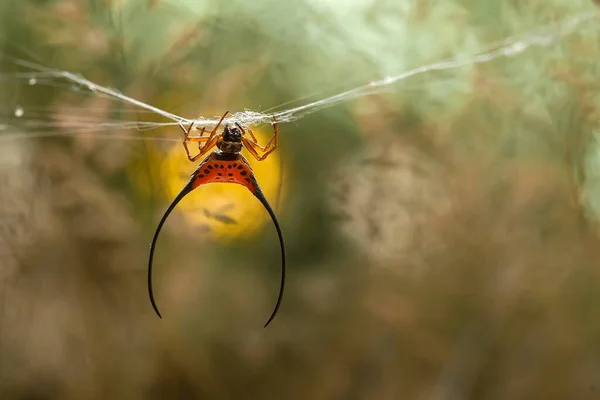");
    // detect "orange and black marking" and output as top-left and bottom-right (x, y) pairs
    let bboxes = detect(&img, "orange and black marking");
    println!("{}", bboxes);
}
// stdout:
(190, 153), (259, 195)
(147, 112), (285, 328)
